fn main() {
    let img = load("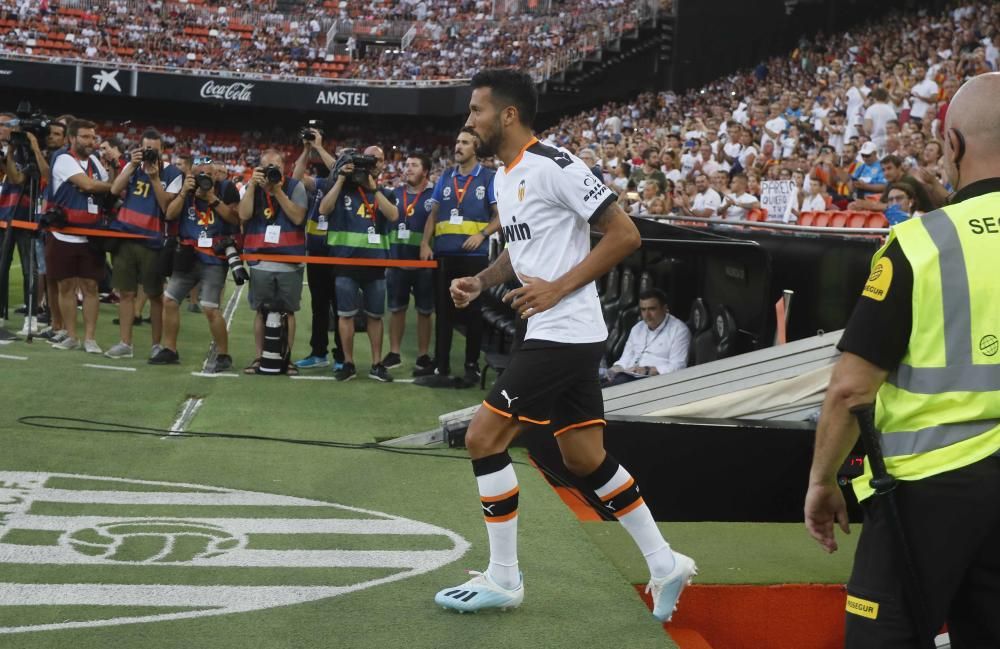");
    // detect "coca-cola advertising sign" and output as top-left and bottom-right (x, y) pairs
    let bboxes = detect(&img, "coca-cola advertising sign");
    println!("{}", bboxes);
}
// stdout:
(199, 80), (254, 103)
